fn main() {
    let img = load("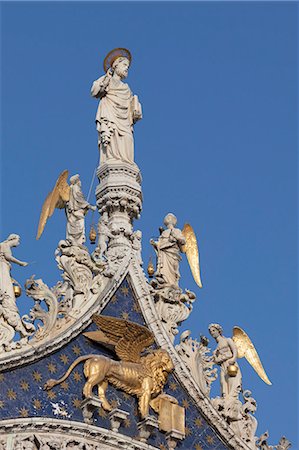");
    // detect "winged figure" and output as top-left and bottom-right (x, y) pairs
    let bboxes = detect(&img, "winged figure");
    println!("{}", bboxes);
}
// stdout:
(36, 170), (95, 245)
(44, 315), (174, 418)
(209, 323), (271, 401)
(150, 213), (202, 289)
